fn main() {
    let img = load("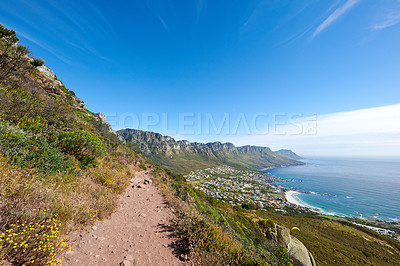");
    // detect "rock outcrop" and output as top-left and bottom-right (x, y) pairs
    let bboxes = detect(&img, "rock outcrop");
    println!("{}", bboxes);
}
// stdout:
(266, 224), (316, 266)
(97, 112), (125, 143)
(34, 63), (85, 108)
(37, 65), (63, 86)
